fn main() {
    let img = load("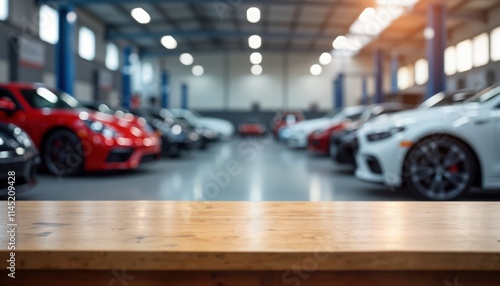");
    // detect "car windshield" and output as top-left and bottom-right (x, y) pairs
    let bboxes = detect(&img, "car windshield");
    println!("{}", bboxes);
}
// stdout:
(420, 90), (476, 108)
(20, 87), (79, 109)
(466, 84), (500, 103)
